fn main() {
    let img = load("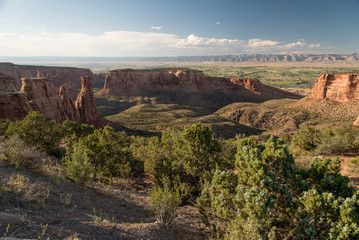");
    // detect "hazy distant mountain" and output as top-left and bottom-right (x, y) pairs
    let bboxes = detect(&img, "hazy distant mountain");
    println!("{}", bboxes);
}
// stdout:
(0, 54), (358, 64)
